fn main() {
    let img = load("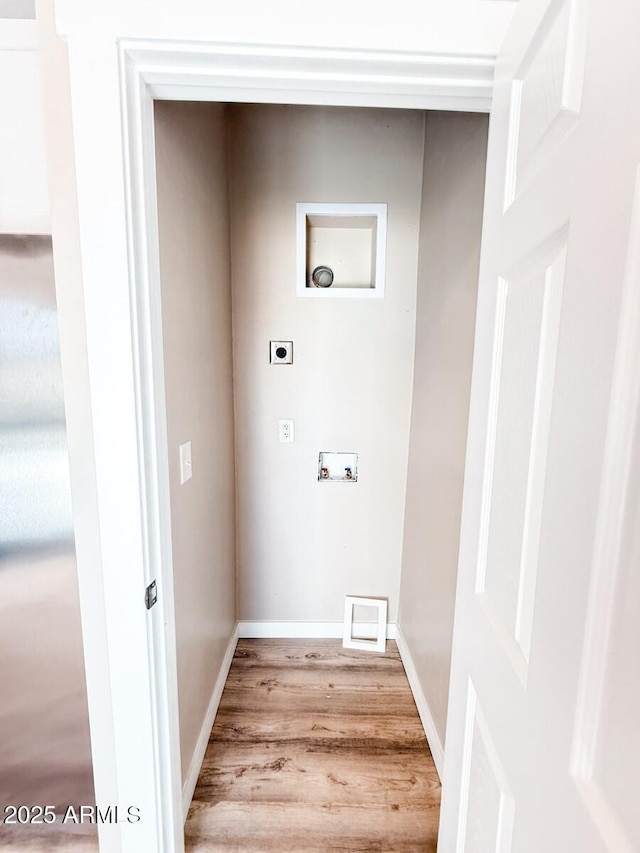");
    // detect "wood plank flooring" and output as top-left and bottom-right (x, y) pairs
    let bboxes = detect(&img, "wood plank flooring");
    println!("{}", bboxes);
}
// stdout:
(185, 639), (441, 852)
